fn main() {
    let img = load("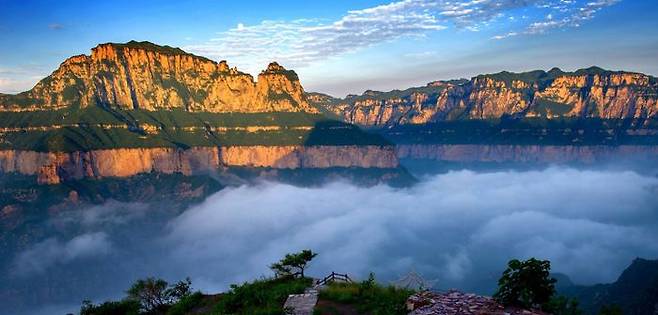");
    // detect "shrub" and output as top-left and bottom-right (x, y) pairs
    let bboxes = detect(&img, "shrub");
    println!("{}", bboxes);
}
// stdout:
(165, 291), (204, 315)
(544, 295), (583, 315)
(79, 299), (140, 315)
